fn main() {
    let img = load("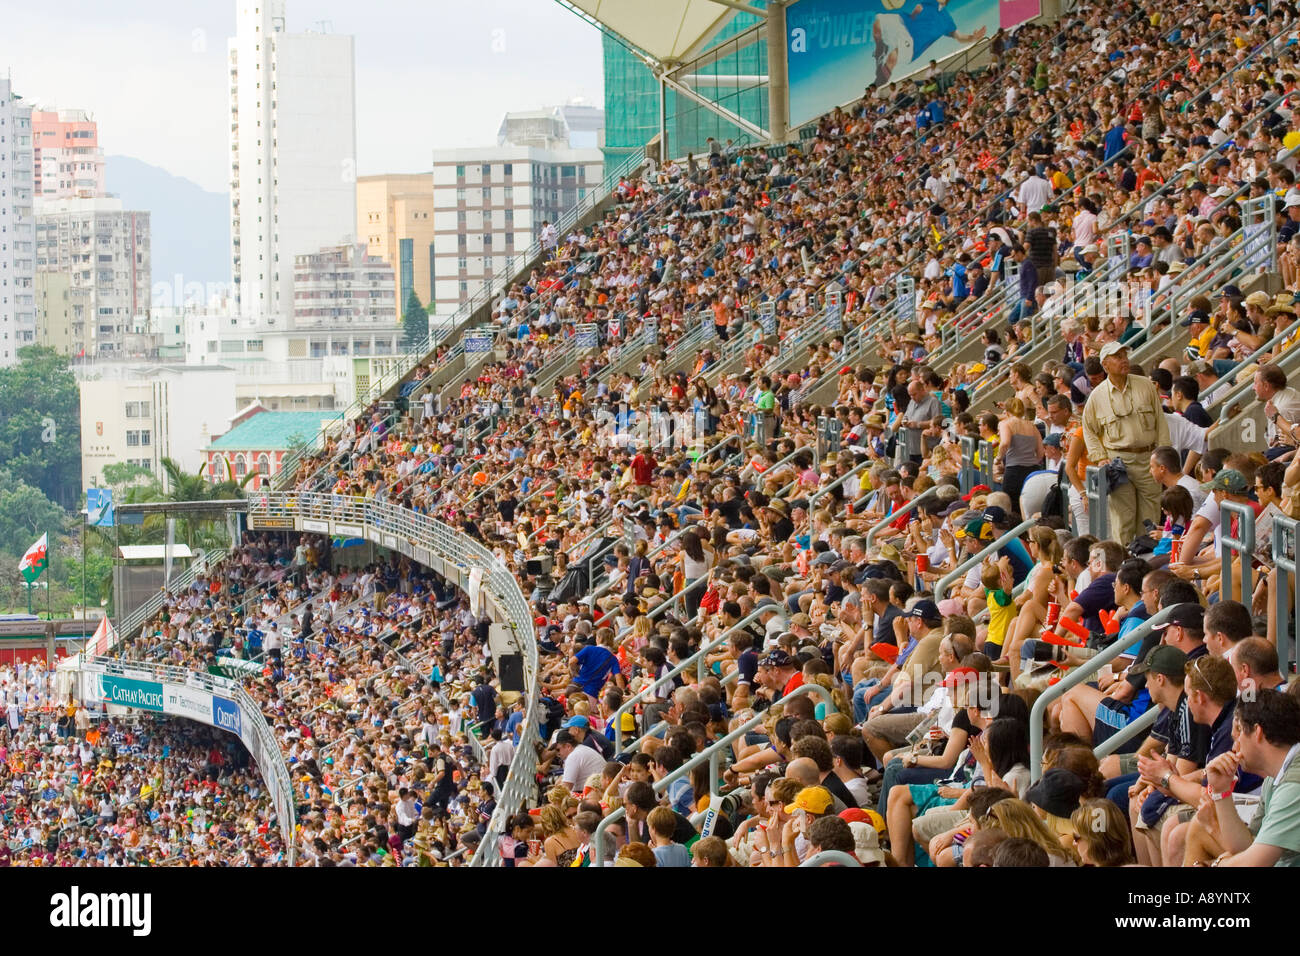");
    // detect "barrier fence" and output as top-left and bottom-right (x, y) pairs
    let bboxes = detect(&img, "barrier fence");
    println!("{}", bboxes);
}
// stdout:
(1219, 501), (1256, 605)
(245, 492), (540, 867)
(1275, 516), (1300, 673)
